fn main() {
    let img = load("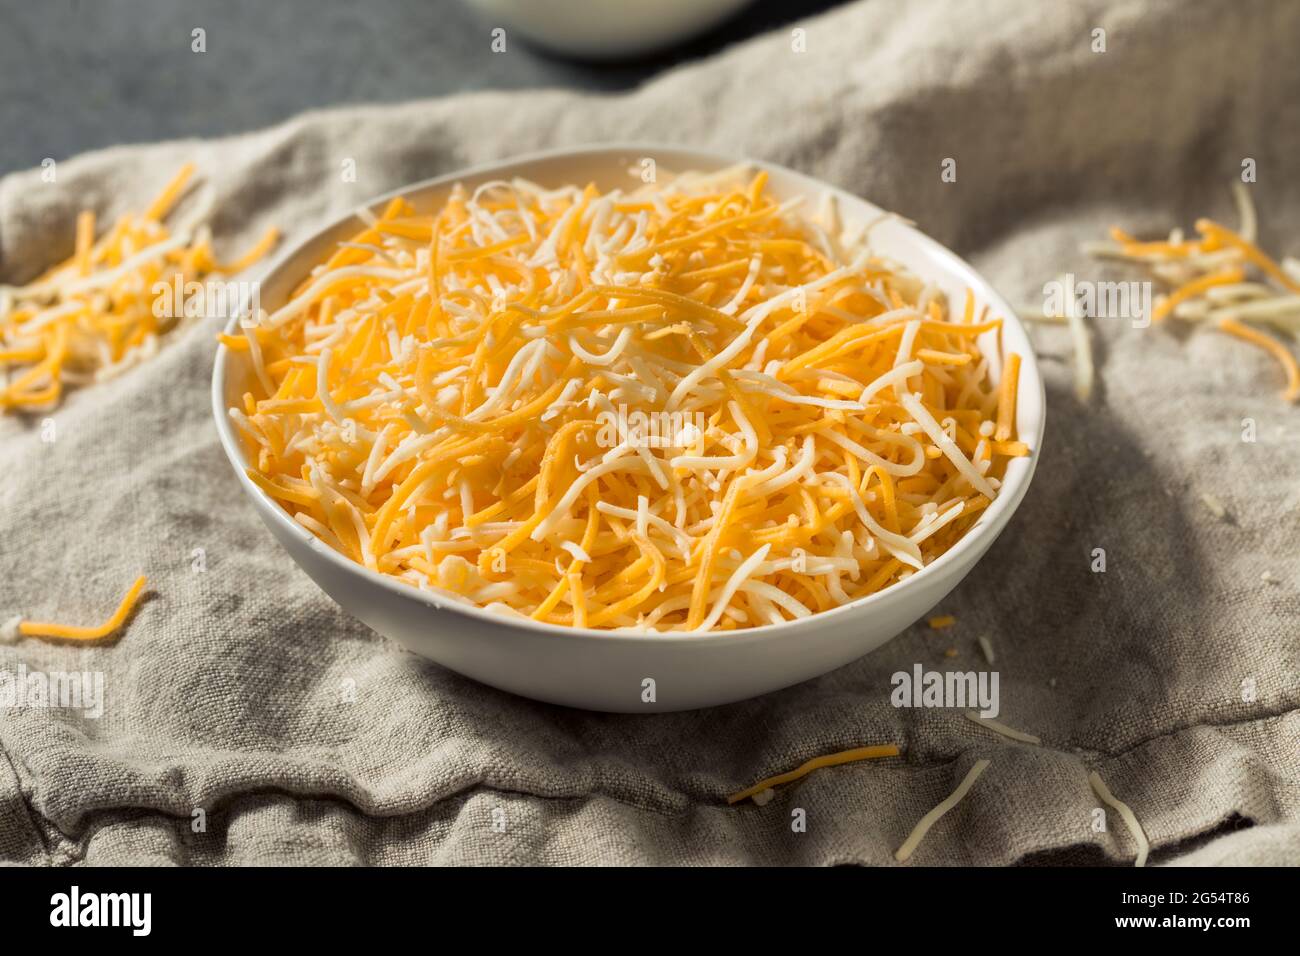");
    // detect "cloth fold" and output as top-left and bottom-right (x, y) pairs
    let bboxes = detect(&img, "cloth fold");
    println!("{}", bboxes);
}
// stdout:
(2, 0), (1298, 865)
